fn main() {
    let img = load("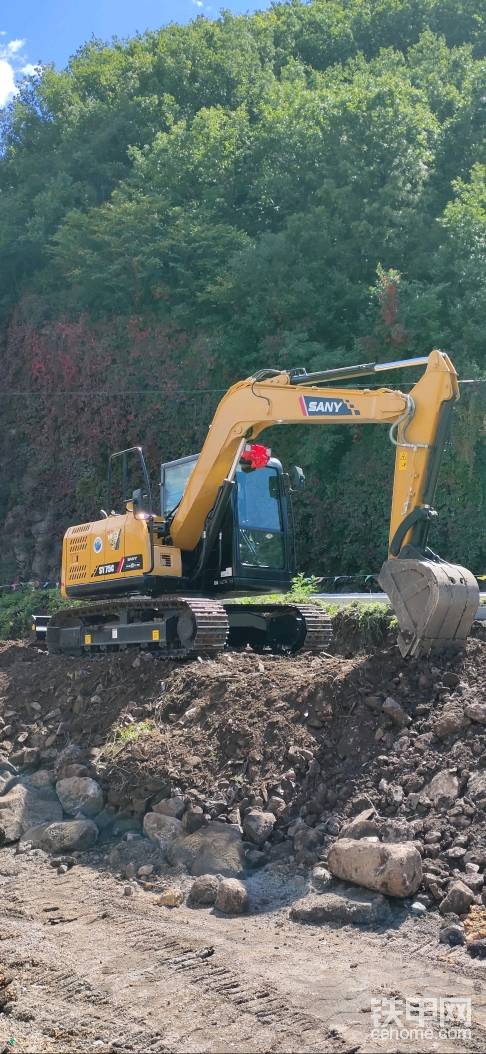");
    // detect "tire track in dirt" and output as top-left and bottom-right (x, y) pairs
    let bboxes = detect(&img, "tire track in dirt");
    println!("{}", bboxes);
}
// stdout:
(0, 851), (351, 1054)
